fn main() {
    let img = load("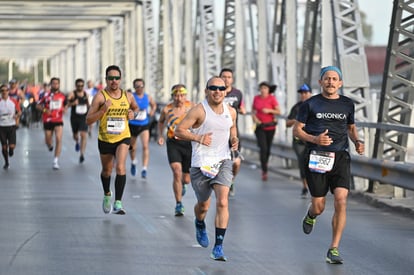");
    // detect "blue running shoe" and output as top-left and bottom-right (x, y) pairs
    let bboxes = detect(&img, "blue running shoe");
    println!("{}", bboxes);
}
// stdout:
(210, 245), (227, 261)
(141, 169), (147, 179)
(195, 220), (209, 247)
(182, 183), (187, 196)
(130, 164), (136, 176)
(326, 247), (343, 264)
(175, 202), (184, 216)
(75, 142), (80, 152)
